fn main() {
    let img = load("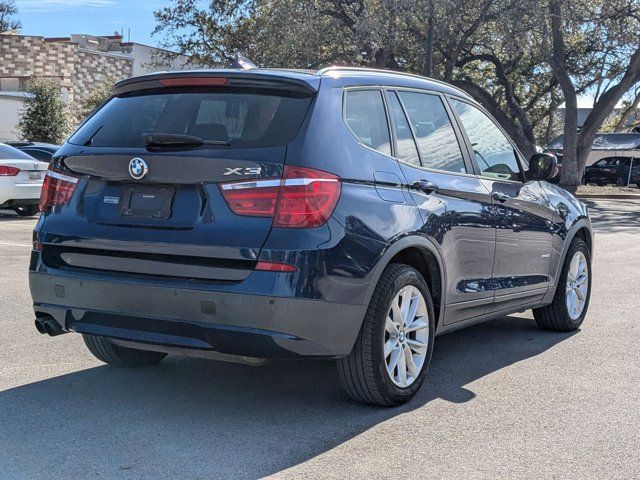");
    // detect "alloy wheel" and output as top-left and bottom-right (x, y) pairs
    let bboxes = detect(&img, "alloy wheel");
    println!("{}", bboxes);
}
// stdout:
(384, 285), (429, 388)
(565, 251), (589, 320)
